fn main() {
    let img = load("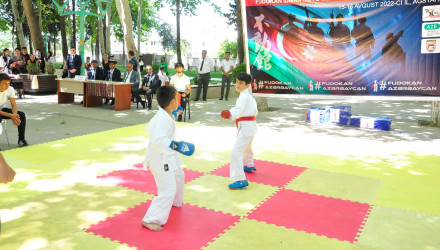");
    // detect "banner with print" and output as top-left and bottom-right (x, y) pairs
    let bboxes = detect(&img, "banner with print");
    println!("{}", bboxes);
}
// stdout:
(245, 0), (440, 96)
